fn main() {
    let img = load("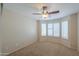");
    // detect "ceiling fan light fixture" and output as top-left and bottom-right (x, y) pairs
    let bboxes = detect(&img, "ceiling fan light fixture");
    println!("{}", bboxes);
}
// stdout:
(33, 6), (59, 20)
(42, 10), (48, 18)
(42, 14), (48, 18)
